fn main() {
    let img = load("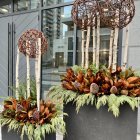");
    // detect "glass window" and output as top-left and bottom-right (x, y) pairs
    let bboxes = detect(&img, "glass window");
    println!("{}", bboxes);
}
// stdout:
(76, 29), (110, 67)
(68, 37), (73, 50)
(14, 0), (39, 12)
(67, 52), (73, 66)
(42, 6), (74, 91)
(0, 0), (11, 15)
(31, 0), (39, 9)
(43, 0), (74, 6)
(14, 0), (30, 11)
